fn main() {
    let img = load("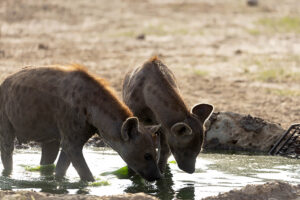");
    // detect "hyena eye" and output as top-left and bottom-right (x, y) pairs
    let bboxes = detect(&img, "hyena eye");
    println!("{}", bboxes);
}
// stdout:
(144, 153), (152, 161)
